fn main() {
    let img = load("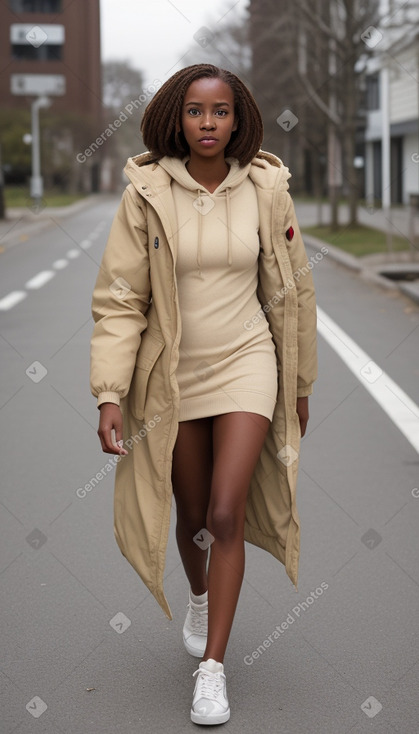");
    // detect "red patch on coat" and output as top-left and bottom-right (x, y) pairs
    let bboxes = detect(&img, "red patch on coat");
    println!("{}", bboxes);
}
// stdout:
(286, 226), (294, 241)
